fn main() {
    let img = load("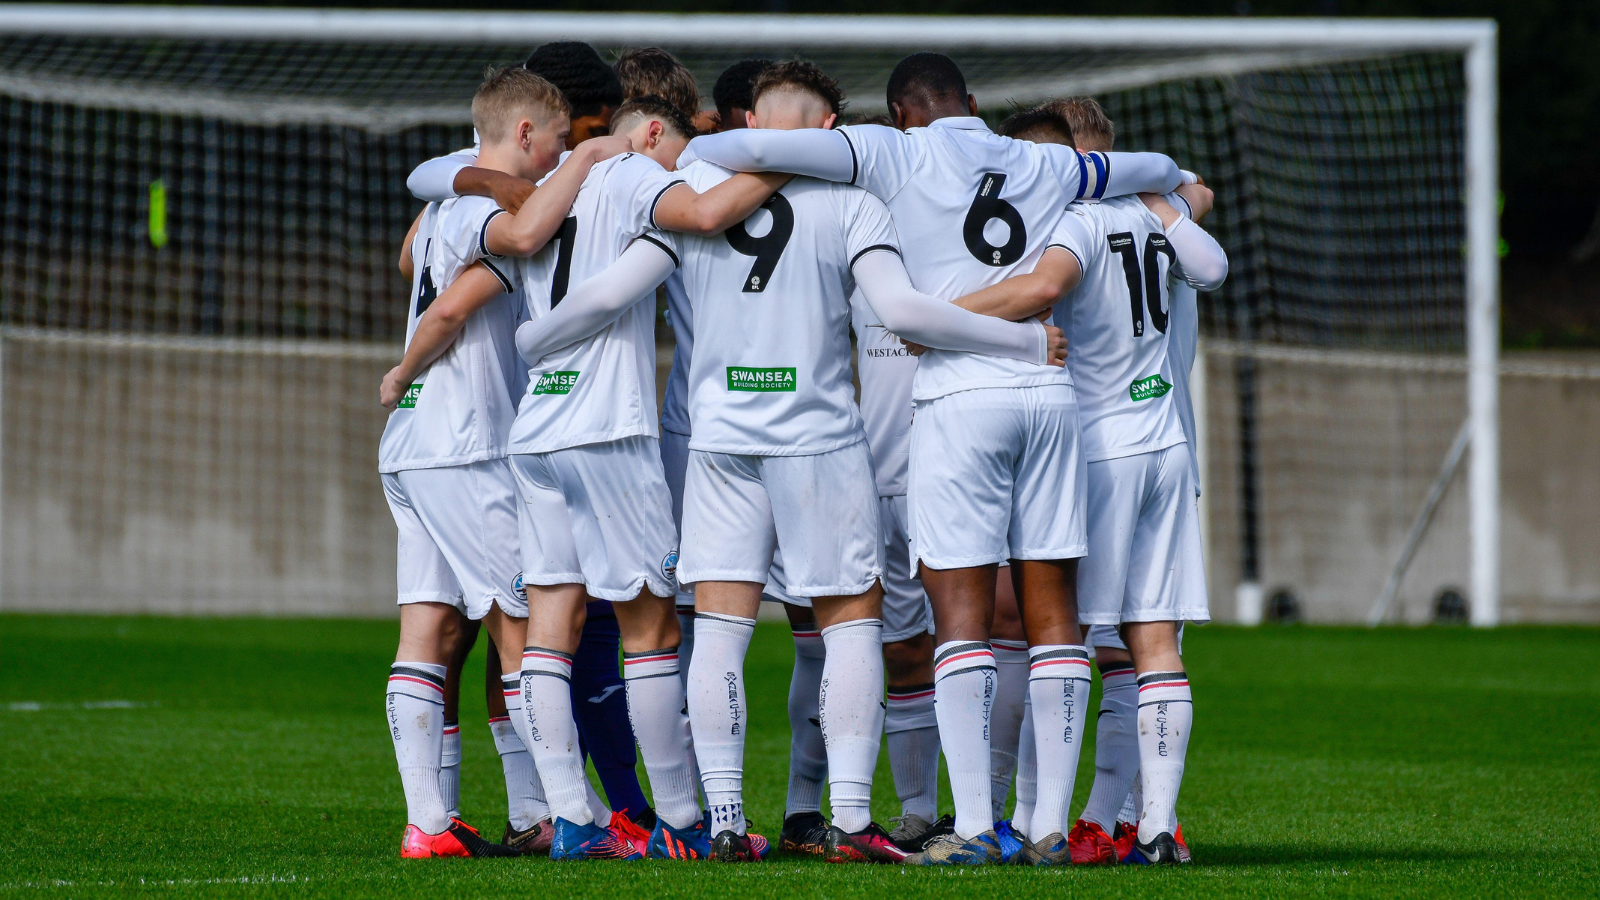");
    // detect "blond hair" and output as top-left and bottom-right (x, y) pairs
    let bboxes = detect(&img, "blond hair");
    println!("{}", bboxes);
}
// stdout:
(472, 66), (570, 143)
(1041, 97), (1114, 151)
